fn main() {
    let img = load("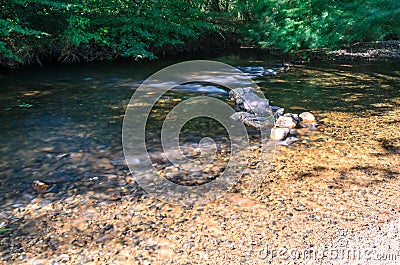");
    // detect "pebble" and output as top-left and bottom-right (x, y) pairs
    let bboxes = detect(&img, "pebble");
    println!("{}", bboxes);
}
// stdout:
(32, 180), (54, 193)
(11, 204), (25, 208)
(157, 245), (175, 259)
(226, 193), (257, 207)
(95, 232), (117, 243)
(58, 254), (70, 262)
(96, 158), (115, 170)
(71, 219), (88, 231)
